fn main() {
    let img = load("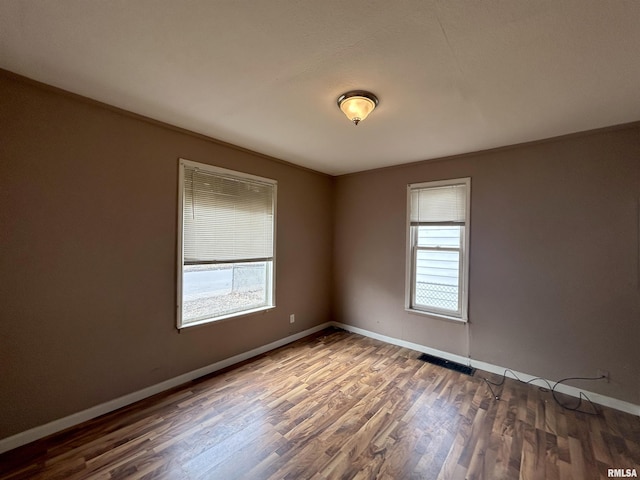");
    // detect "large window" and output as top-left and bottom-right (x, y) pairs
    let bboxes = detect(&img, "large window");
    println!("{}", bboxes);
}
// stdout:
(406, 178), (470, 321)
(177, 159), (276, 328)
